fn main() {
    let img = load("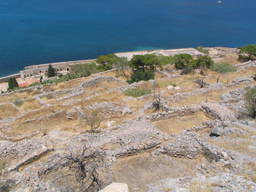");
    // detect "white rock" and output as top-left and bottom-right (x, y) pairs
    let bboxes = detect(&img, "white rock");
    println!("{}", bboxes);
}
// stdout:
(122, 107), (132, 115)
(106, 121), (116, 128)
(99, 183), (129, 192)
(174, 86), (181, 90)
(167, 85), (174, 90)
